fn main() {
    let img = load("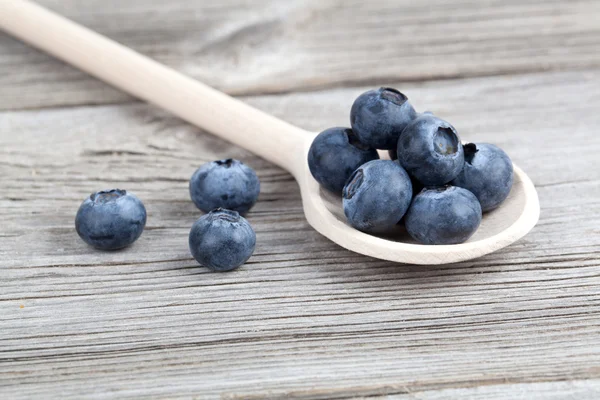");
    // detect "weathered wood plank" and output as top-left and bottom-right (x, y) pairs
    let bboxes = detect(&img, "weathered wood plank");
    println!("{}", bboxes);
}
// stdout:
(388, 380), (600, 400)
(0, 69), (599, 399)
(1, 0), (600, 110)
